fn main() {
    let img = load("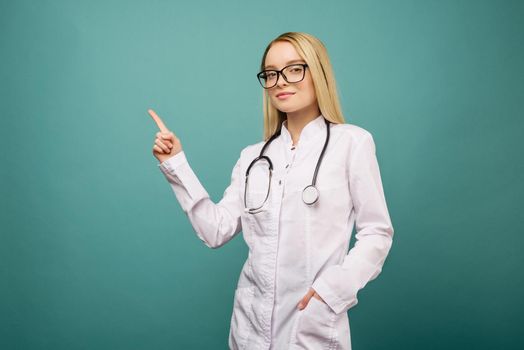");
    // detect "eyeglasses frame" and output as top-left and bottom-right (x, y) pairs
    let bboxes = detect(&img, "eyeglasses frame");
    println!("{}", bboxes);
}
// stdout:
(256, 63), (309, 89)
